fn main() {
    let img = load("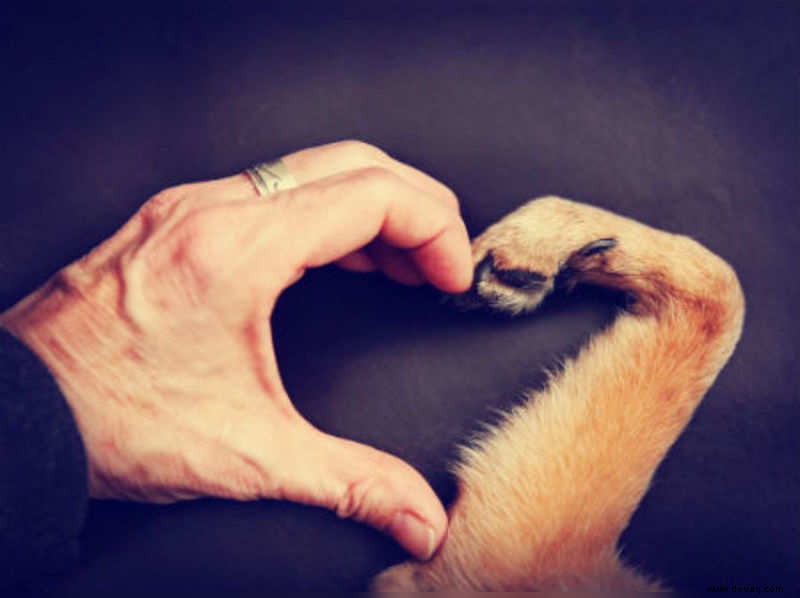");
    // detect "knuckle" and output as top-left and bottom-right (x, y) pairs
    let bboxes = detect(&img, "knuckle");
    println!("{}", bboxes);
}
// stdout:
(348, 166), (397, 195)
(441, 188), (460, 211)
(142, 185), (192, 219)
(176, 208), (217, 263)
(50, 263), (86, 296)
(164, 208), (224, 293)
(336, 139), (389, 165)
(335, 476), (391, 523)
(333, 451), (402, 524)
